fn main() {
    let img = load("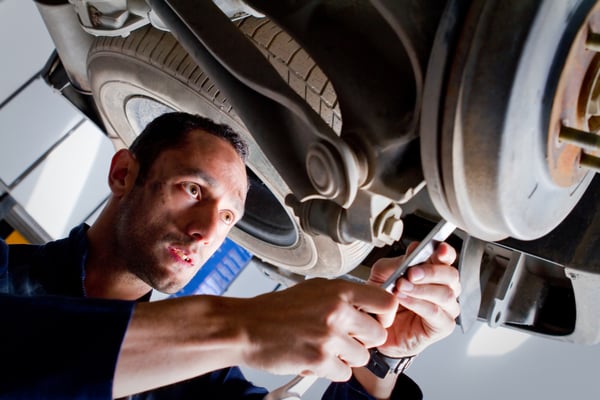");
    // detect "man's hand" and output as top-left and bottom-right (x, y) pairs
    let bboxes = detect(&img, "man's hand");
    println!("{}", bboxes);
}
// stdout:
(236, 278), (399, 381)
(368, 241), (461, 357)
